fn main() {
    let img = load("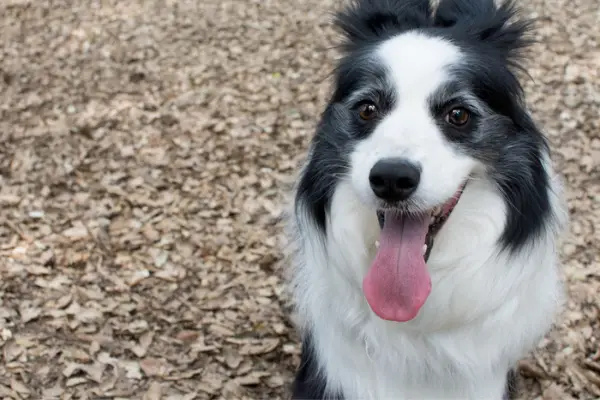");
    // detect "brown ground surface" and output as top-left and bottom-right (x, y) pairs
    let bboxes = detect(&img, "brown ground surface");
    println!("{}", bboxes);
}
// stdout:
(0, 0), (598, 399)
